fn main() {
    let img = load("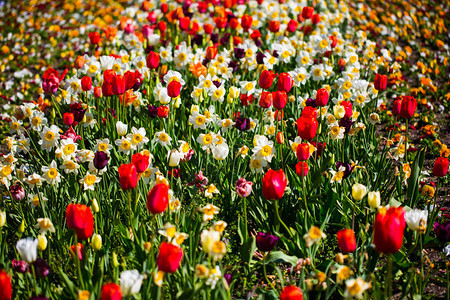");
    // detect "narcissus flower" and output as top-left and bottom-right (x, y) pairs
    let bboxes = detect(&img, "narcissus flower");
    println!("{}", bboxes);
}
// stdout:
(344, 277), (371, 299)
(304, 226), (326, 247)
(262, 169), (287, 201)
